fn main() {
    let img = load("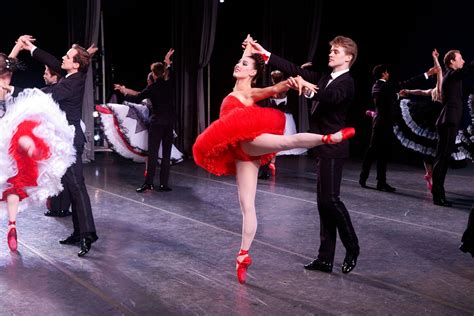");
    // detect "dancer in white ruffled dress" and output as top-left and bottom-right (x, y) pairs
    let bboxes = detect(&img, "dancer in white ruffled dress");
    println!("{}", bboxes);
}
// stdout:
(0, 52), (75, 252)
